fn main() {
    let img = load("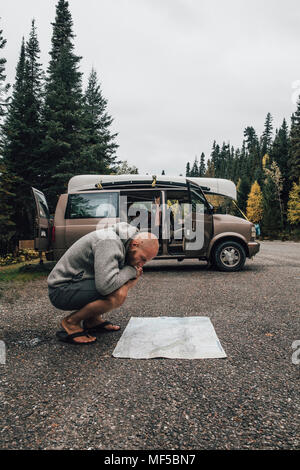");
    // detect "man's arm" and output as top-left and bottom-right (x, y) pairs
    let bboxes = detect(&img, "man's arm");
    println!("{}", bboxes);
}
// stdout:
(94, 239), (137, 296)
